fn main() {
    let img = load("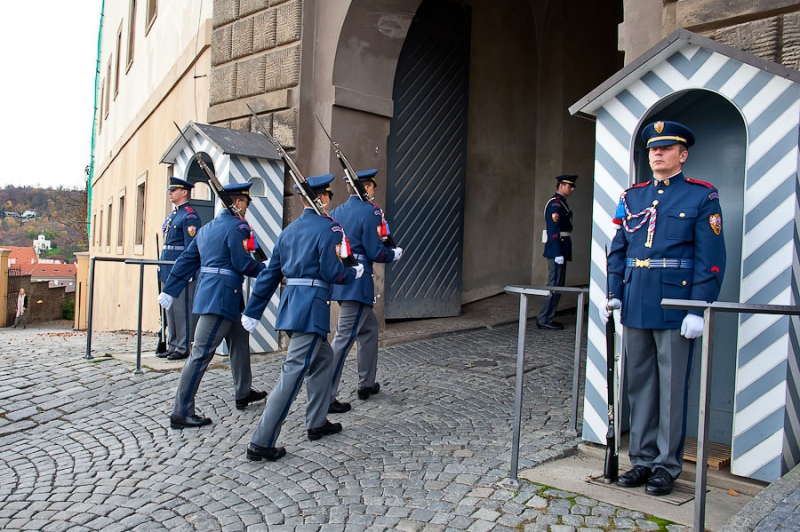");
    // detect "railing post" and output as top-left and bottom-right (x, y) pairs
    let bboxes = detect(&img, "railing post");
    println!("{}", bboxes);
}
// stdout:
(134, 262), (145, 375)
(694, 306), (715, 532)
(507, 292), (529, 488)
(84, 257), (96, 359)
(570, 290), (586, 433)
